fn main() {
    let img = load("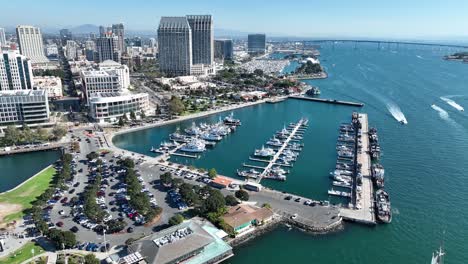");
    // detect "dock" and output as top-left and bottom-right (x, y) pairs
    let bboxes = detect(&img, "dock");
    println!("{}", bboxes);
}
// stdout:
(340, 113), (376, 225)
(0, 142), (67, 156)
(171, 152), (199, 159)
(289, 95), (364, 107)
